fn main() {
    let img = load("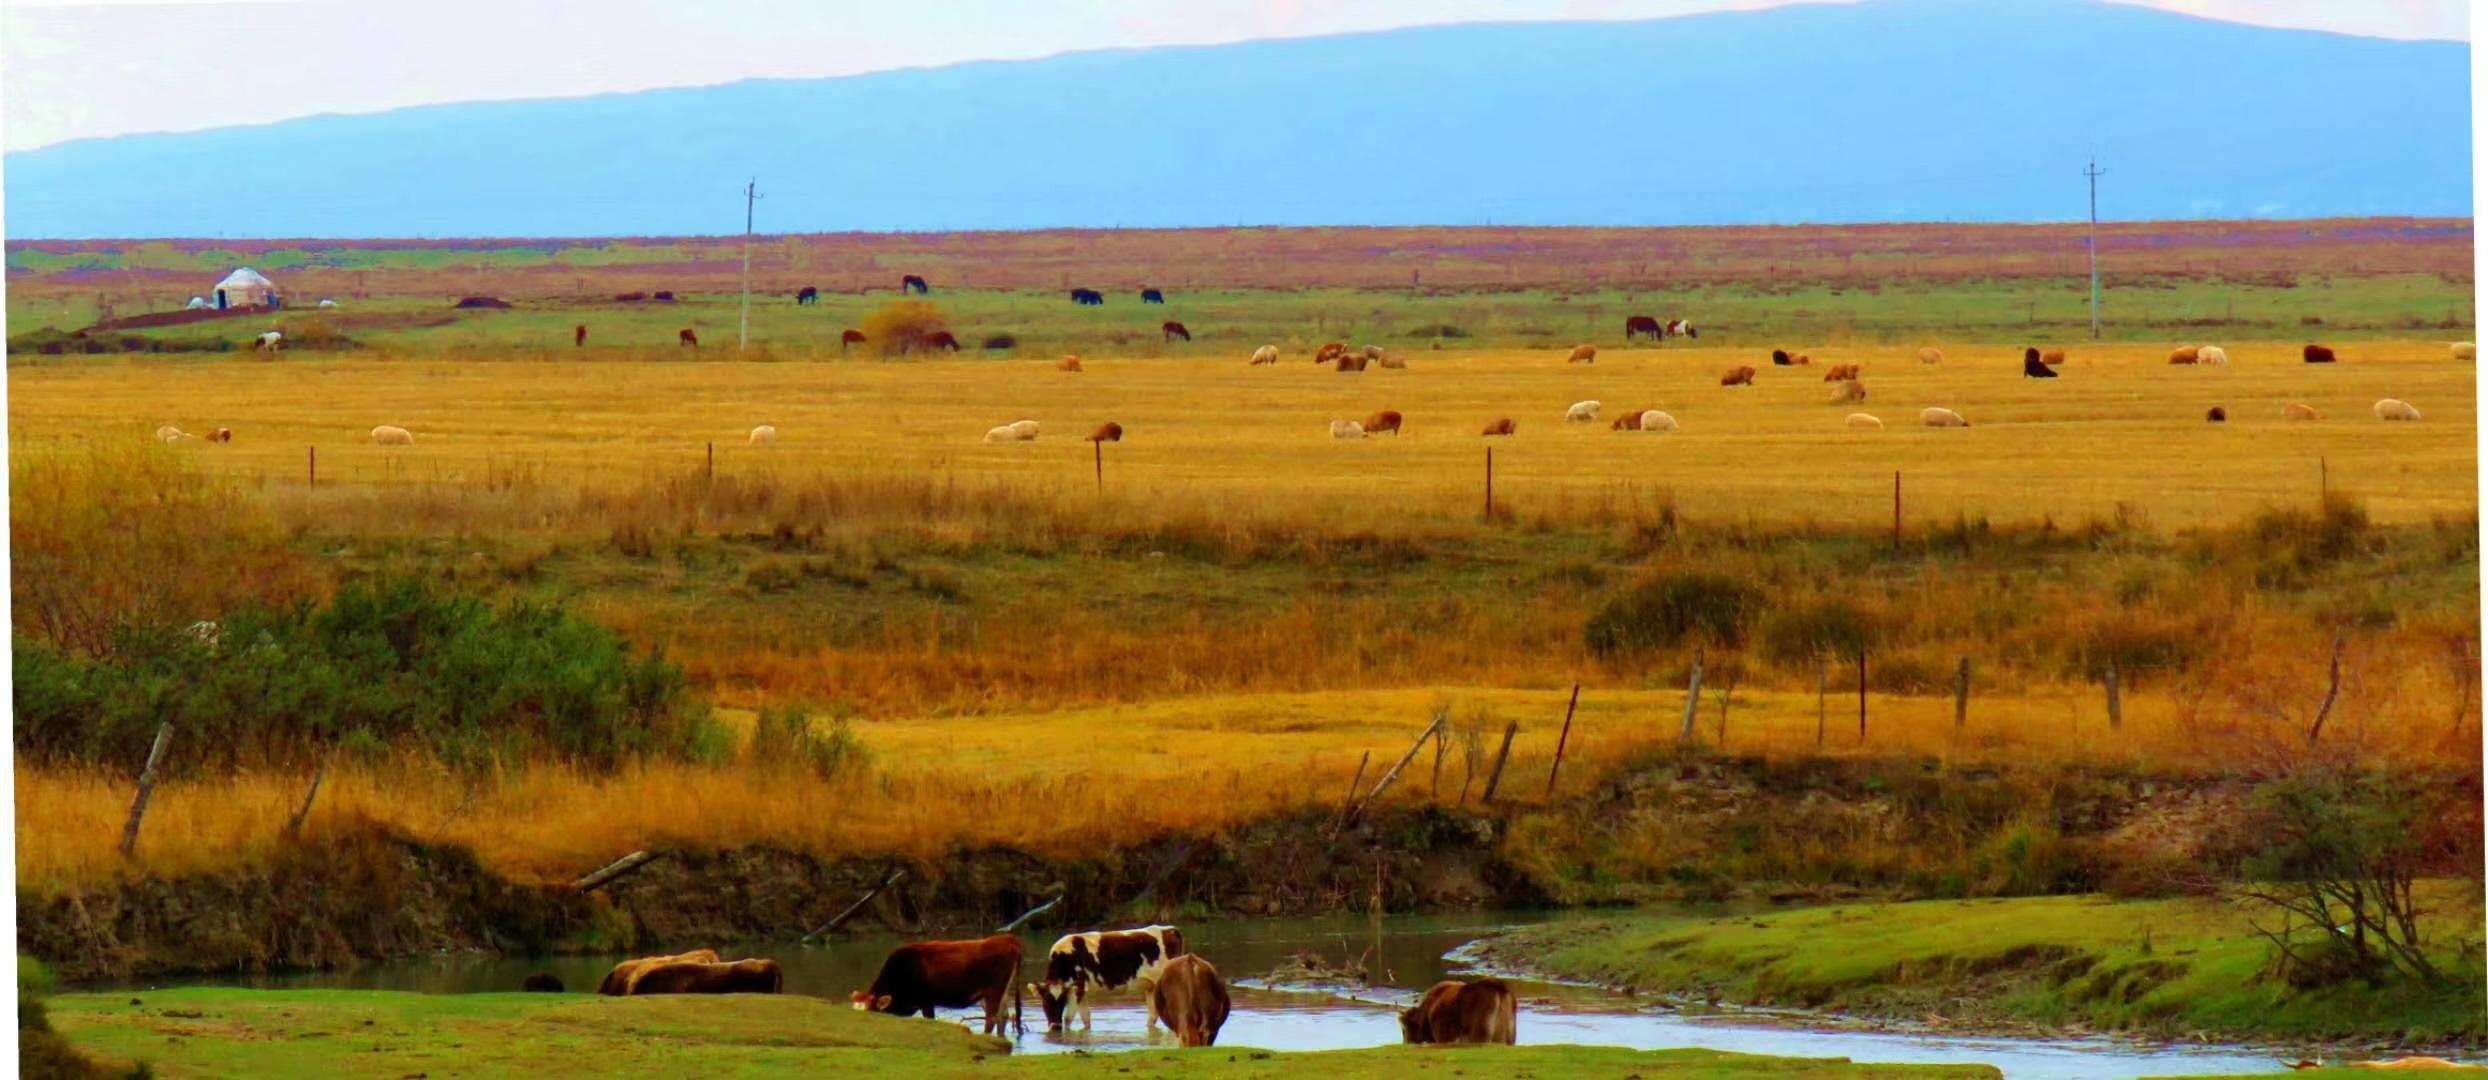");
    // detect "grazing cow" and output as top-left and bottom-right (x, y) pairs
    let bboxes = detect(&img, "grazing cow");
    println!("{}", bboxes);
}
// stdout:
(2198, 345), (2229, 365)
(1921, 407), (1970, 428)
(1335, 353), (1370, 372)
(1399, 978), (1517, 1046)
(2304, 344), (2337, 364)
(1250, 345), (1280, 366)
(841, 328), (866, 353)
(371, 425), (415, 446)
(1918, 347), (1943, 365)
(1149, 955), (1231, 1048)
(1830, 379), (1867, 404)
(1141, 288), (1165, 304)
(902, 275), (929, 295)
(2169, 346), (2200, 365)
(1087, 422), (1124, 443)
(598, 949), (723, 996)
(2206, 406), (2227, 423)
(749, 425), (778, 445)
(2375, 398), (2422, 422)
(1821, 363), (1861, 382)
(1330, 420), (1367, 439)
(1162, 321), (1191, 343)
(2021, 348), (2058, 379)
(2041, 349), (2066, 365)
(796, 286), (819, 305)
(632, 959), (785, 996)
(1639, 409), (1679, 432)
(155, 425), (191, 443)
(2454, 342), (2477, 362)
(1566, 344), (1597, 364)
(1771, 349), (1794, 367)
(616, 292), (648, 302)
(1666, 318), (1697, 339)
(679, 329), (699, 348)
(207, 427), (233, 443)
(2283, 403), (2320, 421)
(1565, 400), (1601, 422)
(1364, 409), (1404, 436)
(1069, 288), (1104, 305)
(1058, 355), (1083, 372)
(855, 934), (1023, 1036)
(926, 331), (961, 351)
(1845, 412), (1884, 429)
(1030, 925), (1187, 1032)
(1482, 418), (1516, 436)
(255, 331), (284, 351)
(1720, 365), (1757, 387)
(652, 291), (676, 302)
(1315, 342), (1347, 364)
(522, 973), (564, 993)
(1625, 315), (1662, 341)
(574, 324), (588, 347)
